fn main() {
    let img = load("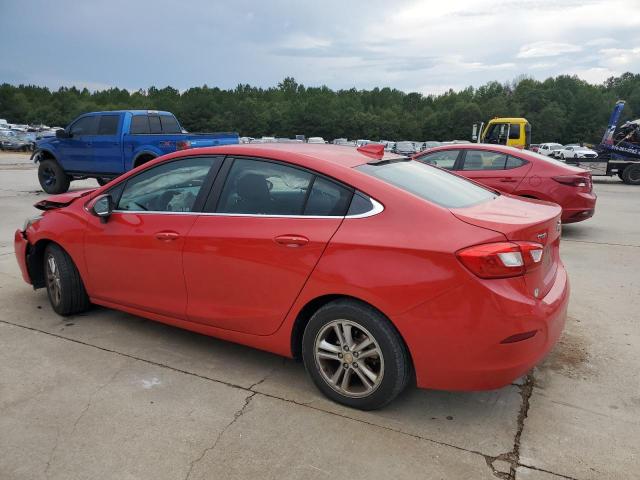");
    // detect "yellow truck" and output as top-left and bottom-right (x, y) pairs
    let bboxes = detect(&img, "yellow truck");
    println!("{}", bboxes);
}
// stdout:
(472, 117), (531, 149)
